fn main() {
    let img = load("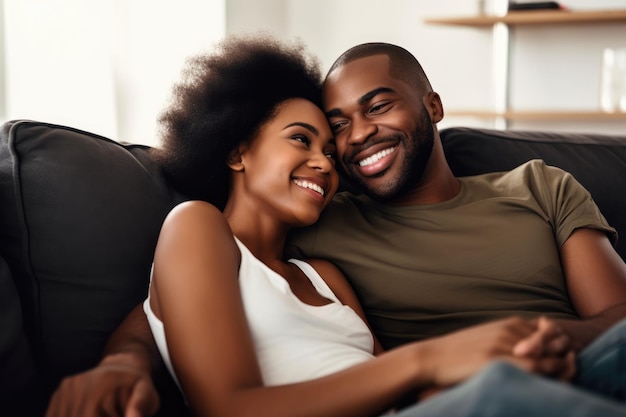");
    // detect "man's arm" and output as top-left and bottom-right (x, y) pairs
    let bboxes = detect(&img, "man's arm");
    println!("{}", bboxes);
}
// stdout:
(557, 227), (626, 351)
(512, 227), (626, 359)
(46, 303), (162, 417)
